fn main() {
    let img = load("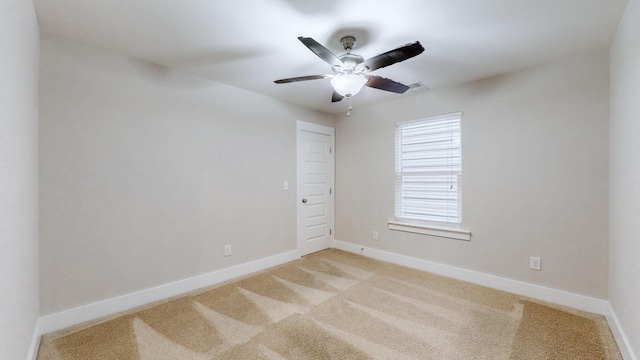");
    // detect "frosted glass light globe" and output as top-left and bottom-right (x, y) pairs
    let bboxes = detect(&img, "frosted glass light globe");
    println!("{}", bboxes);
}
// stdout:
(331, 74), (367, 97)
